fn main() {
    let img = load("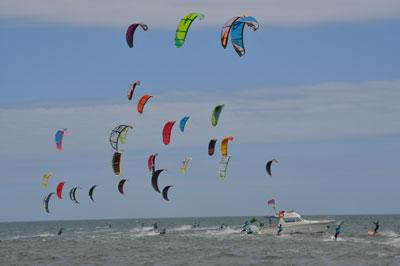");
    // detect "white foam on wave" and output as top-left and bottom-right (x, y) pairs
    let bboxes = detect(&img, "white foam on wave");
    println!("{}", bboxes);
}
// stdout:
(129, 226), (159, 237)
(169, 225), (192, 232)
(192, 226), (241, 237)
(4, 232), (56, 241)
(379, 230), (400, 238)
(386, 238), (400, 248)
